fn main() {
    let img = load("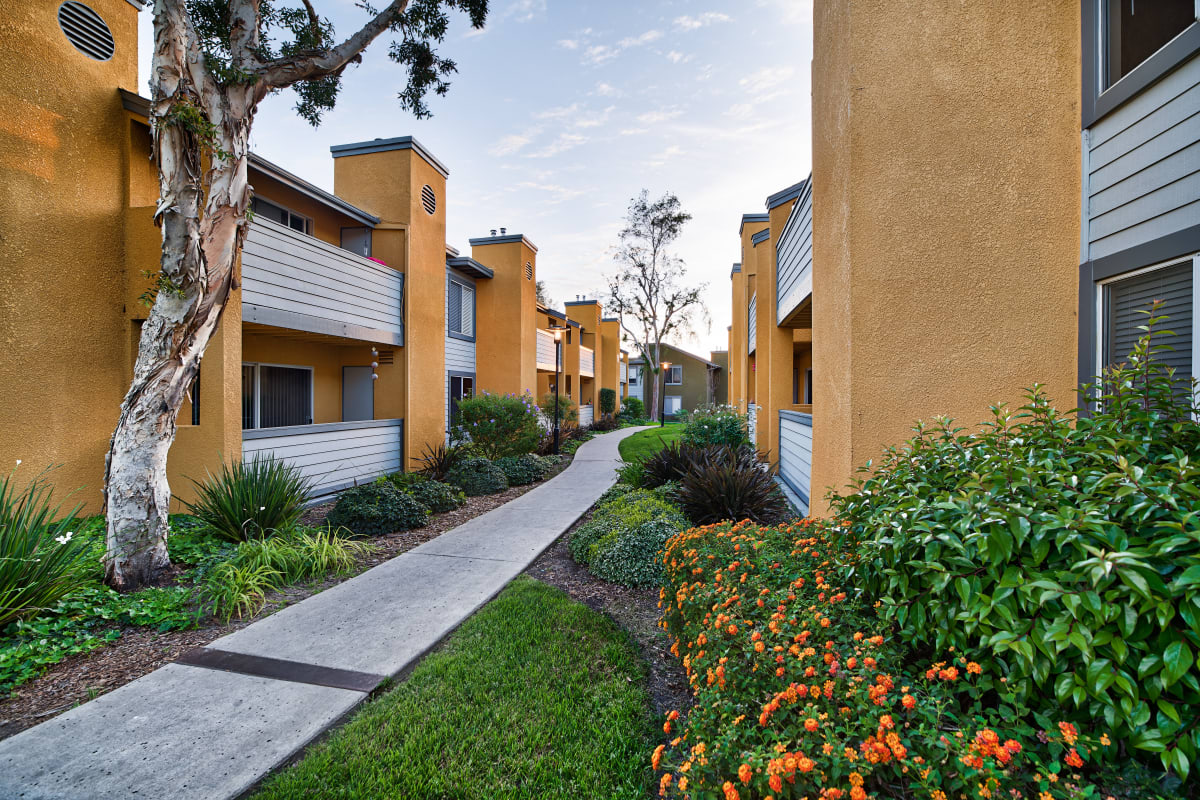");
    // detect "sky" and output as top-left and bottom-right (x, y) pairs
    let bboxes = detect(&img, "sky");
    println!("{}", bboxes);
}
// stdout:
(137, 0), (813, 354)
